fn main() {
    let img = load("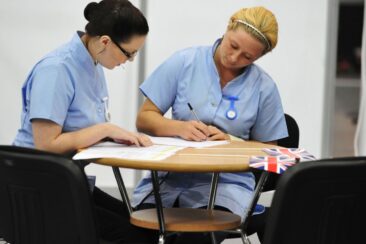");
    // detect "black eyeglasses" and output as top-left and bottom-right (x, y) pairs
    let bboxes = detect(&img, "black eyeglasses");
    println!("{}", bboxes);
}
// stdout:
(111, 39), (136, 61)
